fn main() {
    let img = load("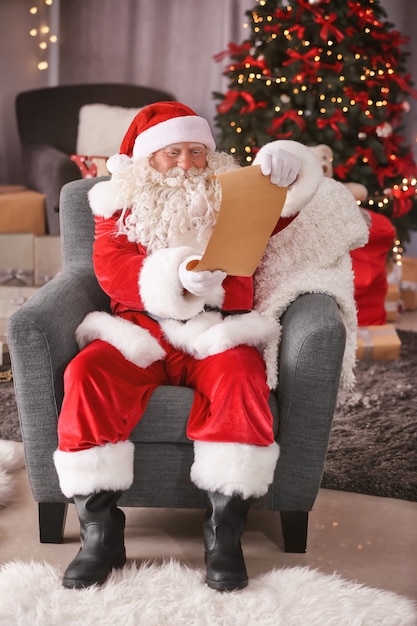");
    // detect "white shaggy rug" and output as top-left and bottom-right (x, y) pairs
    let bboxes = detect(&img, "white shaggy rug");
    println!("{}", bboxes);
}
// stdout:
(0, 440), (25, 507)
(0, 560), (415, 626)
